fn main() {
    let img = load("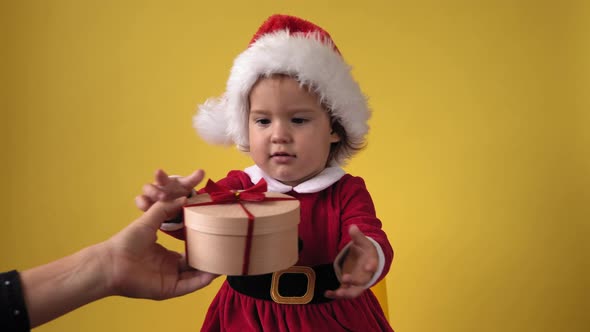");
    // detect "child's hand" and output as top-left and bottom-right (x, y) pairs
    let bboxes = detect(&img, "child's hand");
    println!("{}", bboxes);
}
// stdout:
(135, 169), (204, 211)
(325, 225), (379, 300)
